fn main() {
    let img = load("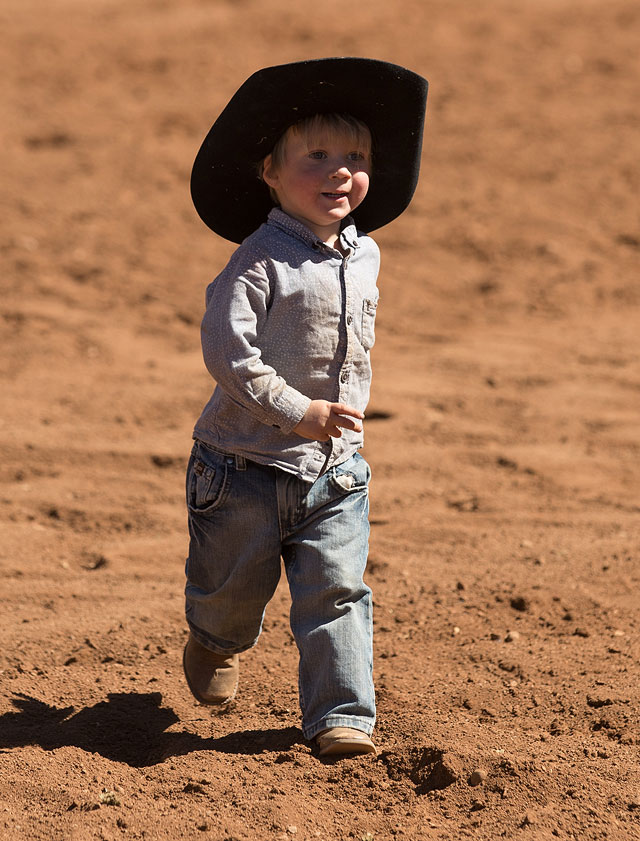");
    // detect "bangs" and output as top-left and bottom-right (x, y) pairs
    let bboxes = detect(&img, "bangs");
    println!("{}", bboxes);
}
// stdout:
(269, 113), (372, 171)
(290, 113), (371, 153)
